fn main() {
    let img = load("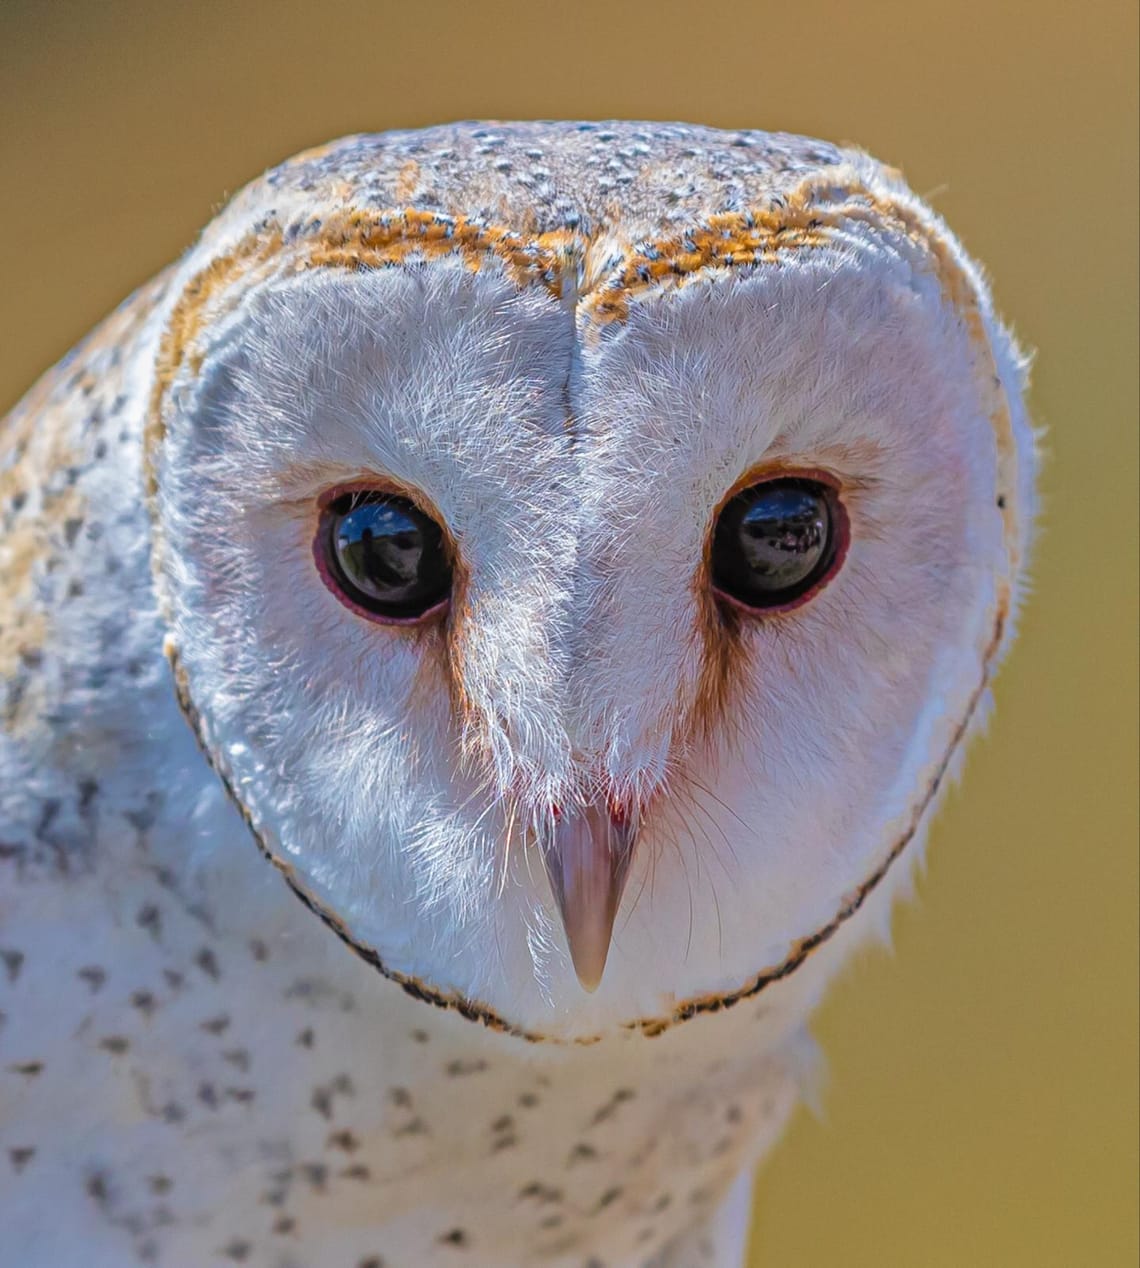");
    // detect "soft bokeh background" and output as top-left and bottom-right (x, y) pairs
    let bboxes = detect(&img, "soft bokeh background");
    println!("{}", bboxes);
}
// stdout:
(1, 1), (1135, 1262)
